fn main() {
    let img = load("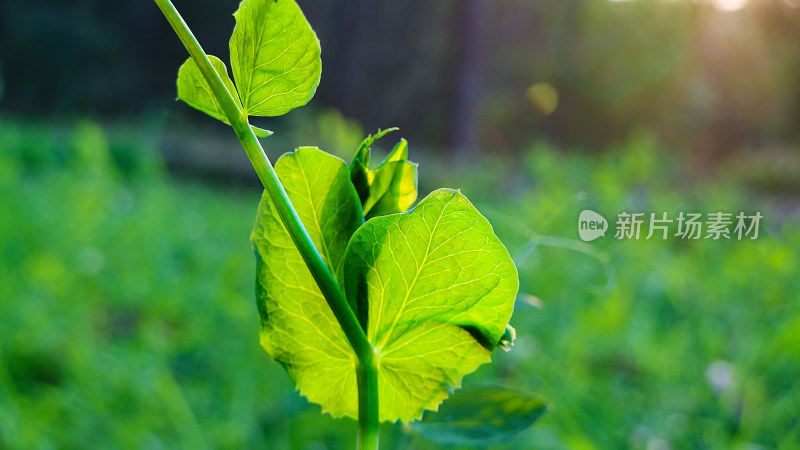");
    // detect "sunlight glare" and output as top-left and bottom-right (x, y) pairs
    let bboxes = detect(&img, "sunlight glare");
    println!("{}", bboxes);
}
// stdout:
(711, 0), (748, 11)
